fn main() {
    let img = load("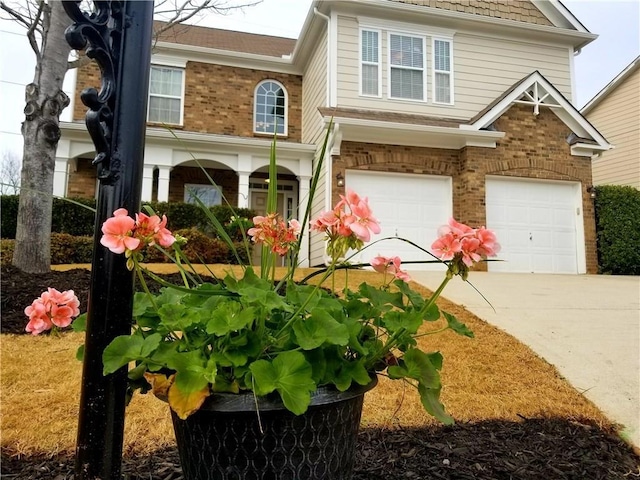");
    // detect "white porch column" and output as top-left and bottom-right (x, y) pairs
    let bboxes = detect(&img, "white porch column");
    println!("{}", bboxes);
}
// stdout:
(237, 171), (250, 208)
(141, 165), (155, 202)
(157, 166), (171, 202)
(297, 174), (311, 267)
(53, 158), (69, 197)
